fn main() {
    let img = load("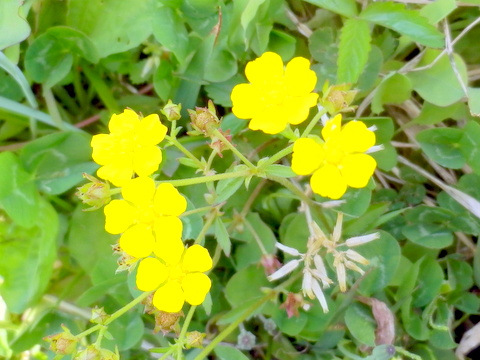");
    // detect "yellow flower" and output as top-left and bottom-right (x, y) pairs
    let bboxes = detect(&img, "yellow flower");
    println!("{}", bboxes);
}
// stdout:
(91, 109), (168, 186)
(136, 239), (213, 313)
(291, 114), (377, 199)
(231, 52), (319, 134)
(104, 177), (187, 258)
